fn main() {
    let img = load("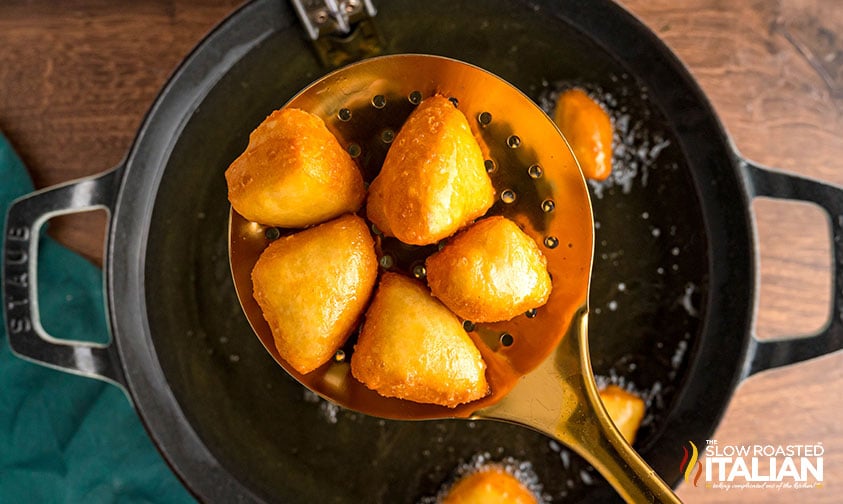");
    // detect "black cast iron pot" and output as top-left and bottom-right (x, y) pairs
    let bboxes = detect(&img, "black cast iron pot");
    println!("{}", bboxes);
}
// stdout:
(4, 0), (843, 502)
